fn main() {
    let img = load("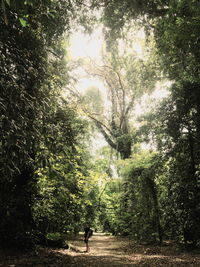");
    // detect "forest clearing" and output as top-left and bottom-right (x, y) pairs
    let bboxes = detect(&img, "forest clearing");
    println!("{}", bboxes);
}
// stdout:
(1, 233), (200, 266)
(0, 0), (200, 265)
